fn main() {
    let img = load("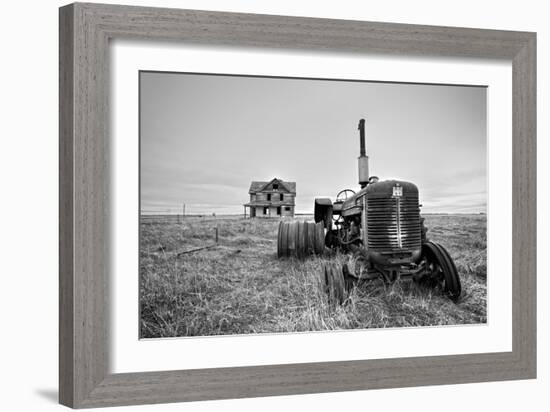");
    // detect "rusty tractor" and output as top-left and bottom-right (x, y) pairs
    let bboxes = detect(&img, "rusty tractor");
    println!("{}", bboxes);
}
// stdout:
(277, 118), (461, 304)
